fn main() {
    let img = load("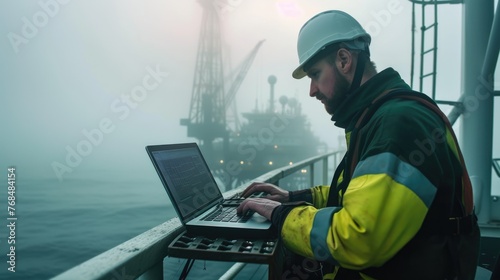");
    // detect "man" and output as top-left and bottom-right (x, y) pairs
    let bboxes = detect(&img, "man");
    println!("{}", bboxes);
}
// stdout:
(236, 10), (480, 279)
